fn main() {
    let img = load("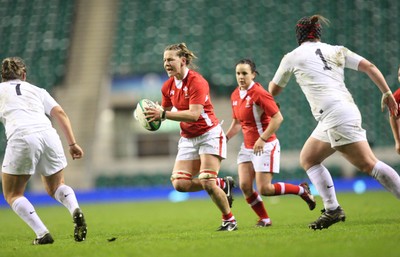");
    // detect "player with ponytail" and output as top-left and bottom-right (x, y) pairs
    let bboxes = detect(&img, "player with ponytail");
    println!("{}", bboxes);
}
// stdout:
(269, 15), (400, 230)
